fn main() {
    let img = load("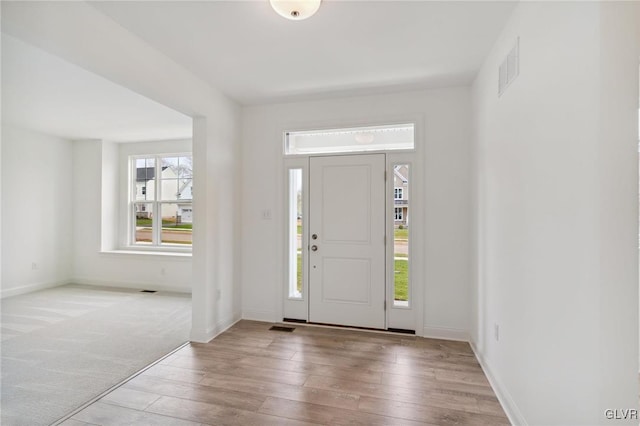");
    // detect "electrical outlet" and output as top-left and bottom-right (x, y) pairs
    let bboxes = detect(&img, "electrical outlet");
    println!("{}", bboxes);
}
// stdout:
(261, 209), (272, 220)
(31, 262), (38, 270)
(494, 323), (500, 342)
